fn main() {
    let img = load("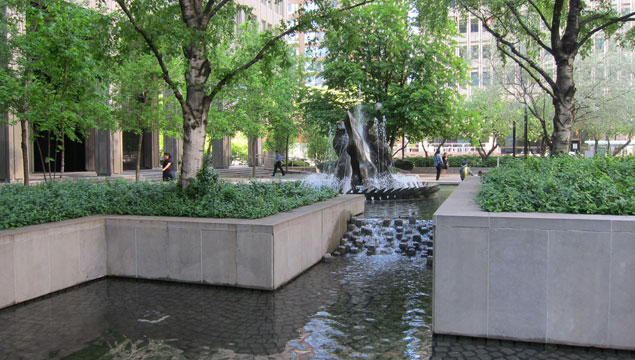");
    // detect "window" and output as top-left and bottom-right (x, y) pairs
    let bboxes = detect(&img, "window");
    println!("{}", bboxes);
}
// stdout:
(288, 3), (298, 14)
(595, 37), (604, 51)
(261, 20), (266, 31)
(471, 18), (479, 32)
(459, 19), (467, 33)
(459, 46), (467, 59)
(269, 0), (272, 9)
(482, 71), (491, 85)
(482, 45), (490, 59)
(471, 45), (479, 60)
(622, 7), (631, 16)
(471, 72), (479, 86)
